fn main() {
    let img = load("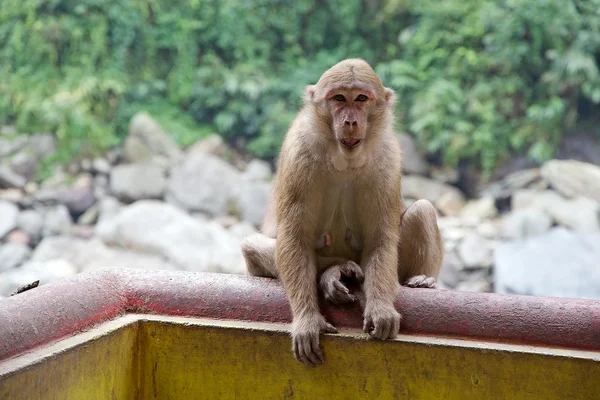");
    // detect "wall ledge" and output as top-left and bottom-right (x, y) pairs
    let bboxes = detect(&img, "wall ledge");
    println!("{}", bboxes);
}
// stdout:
(1, 268), (599, 361)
